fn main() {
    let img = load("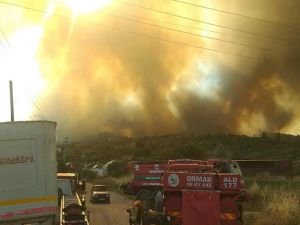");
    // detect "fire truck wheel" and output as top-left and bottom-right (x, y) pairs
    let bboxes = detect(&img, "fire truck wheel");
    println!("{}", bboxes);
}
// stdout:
(143, 213), (162, 225)
(136, 190), (152, 210)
